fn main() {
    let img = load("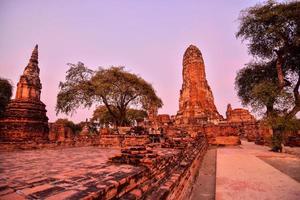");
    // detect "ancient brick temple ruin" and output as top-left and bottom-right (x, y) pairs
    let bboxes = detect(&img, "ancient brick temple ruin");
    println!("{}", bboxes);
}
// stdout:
(226, 103), (255, 123)
(176, 45), (223, 125)
(0, 45), (299, 200)
(0, 45), (49, 144)
(0, 44), (271, 148)
(148, 44), (261, 145)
